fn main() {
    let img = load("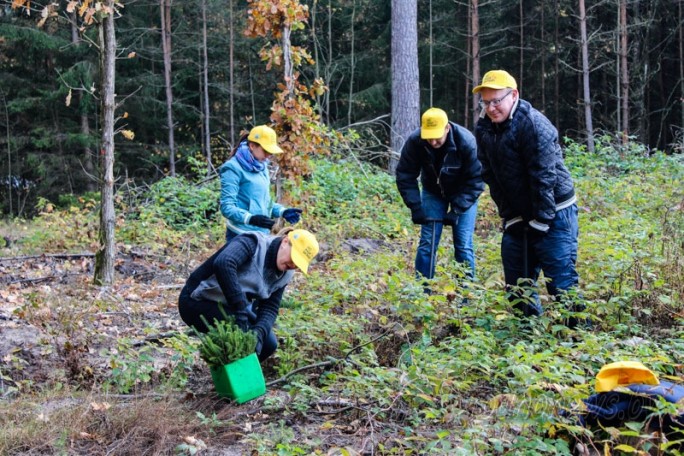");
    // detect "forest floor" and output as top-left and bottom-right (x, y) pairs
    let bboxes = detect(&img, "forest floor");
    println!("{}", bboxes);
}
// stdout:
(0, 239), (413, 455)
